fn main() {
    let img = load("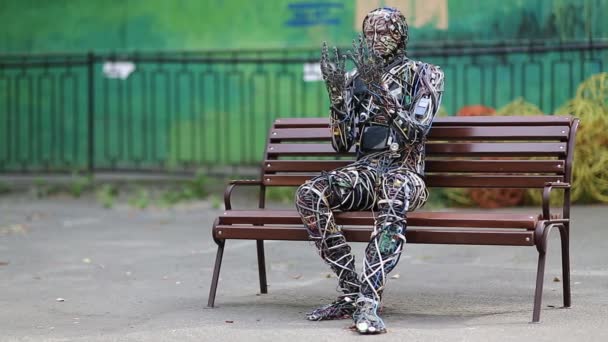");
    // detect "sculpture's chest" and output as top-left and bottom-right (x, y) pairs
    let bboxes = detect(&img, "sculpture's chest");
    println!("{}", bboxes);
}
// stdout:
(352, 70), (414, 125)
